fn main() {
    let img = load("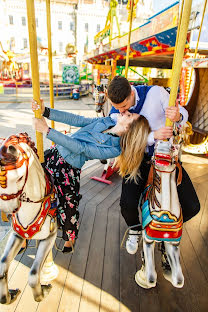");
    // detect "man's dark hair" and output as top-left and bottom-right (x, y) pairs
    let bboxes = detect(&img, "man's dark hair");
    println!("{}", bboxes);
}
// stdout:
(107, 76), (131, 104)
